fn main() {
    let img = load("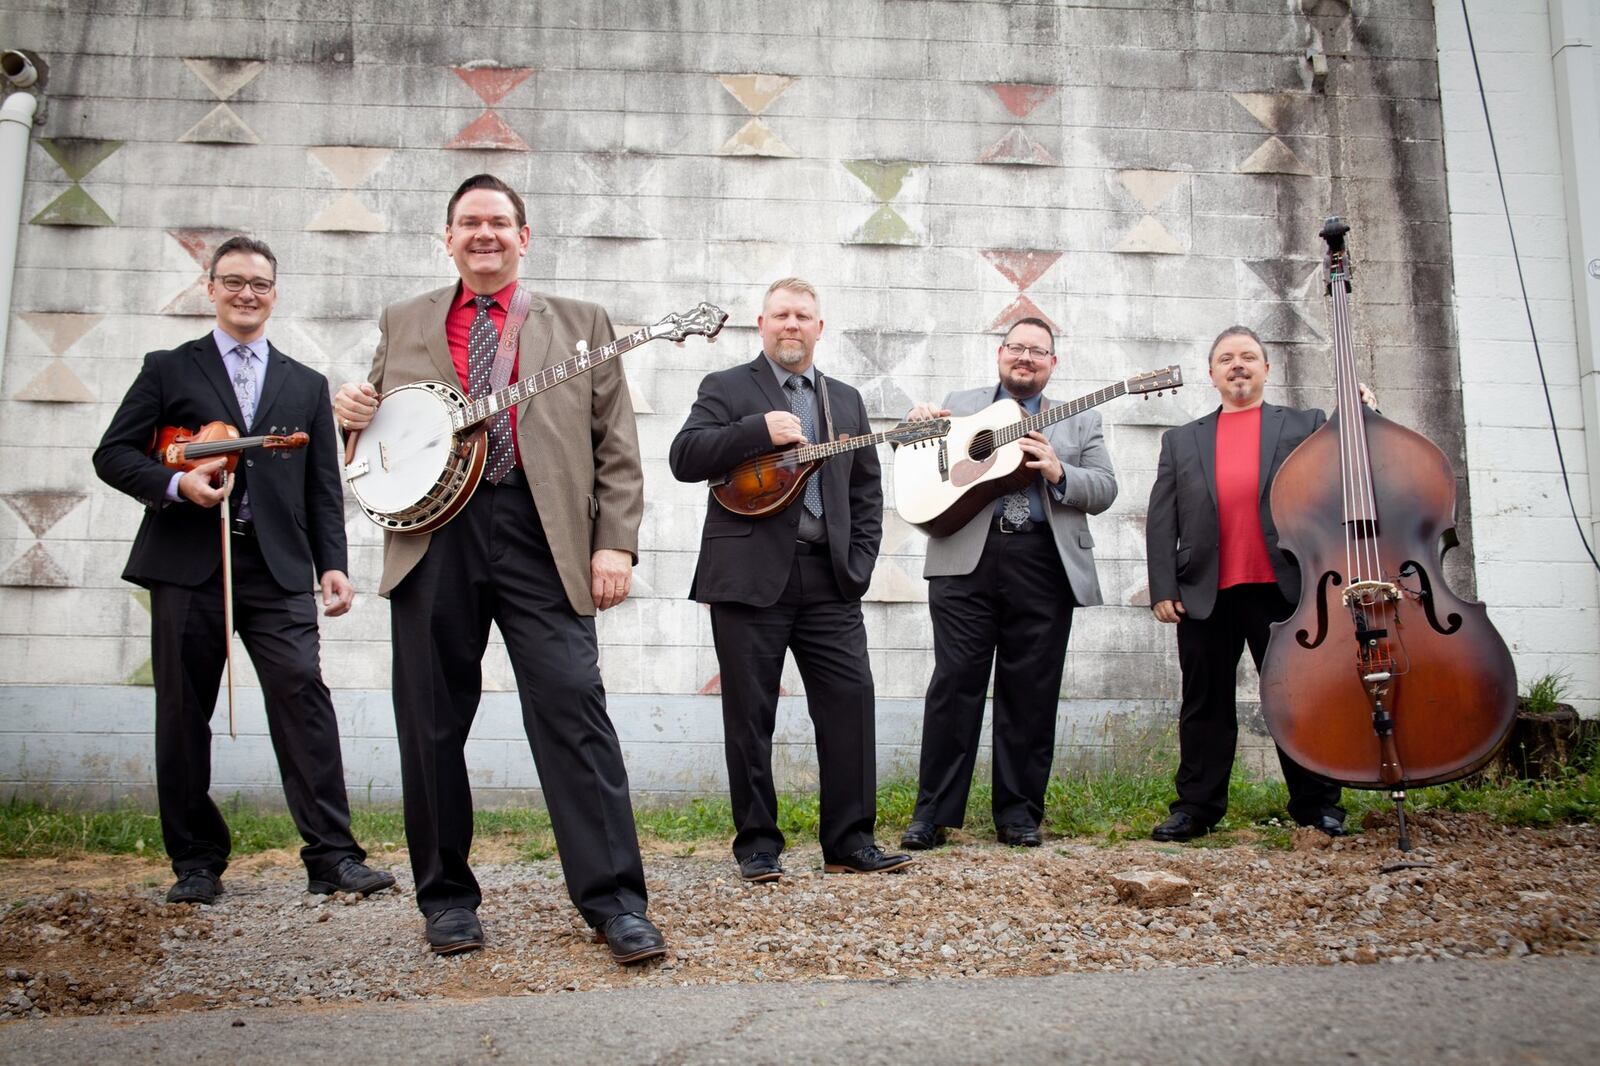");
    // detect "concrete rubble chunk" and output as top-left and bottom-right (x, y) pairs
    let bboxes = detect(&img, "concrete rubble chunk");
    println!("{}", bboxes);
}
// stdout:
(1110, 869), (1193, 907)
